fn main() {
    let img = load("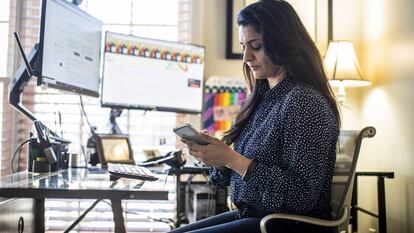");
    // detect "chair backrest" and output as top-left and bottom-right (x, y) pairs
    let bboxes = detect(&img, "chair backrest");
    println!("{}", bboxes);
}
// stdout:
(330, 126), (376, 220)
